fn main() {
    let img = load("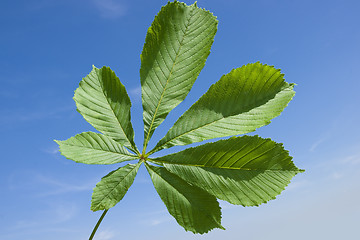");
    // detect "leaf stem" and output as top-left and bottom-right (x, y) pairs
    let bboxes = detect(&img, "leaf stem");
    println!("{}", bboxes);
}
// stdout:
(89, 209), (108, 240)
